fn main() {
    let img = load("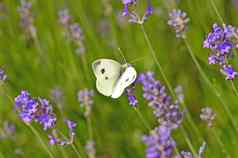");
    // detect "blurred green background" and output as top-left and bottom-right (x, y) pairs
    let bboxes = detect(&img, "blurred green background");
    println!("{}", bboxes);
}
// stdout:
(1, 0), (238, 157)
